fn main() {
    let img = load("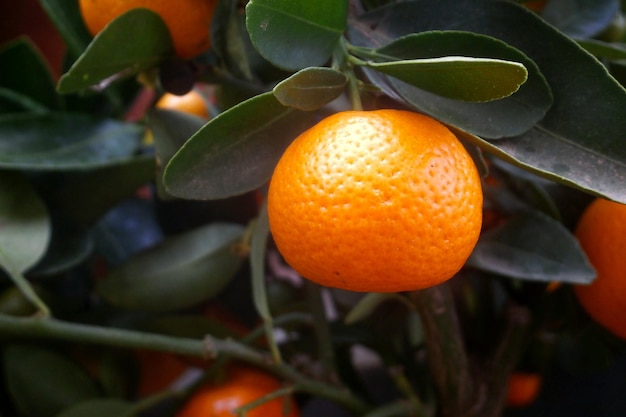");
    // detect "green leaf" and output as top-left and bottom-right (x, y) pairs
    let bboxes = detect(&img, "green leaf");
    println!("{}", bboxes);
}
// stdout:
(57, 8), (173, 93)
(0, 87), (50, 113)
(577, 38), (626, 60)
(273, 67), (348, 110)
(365, 56), (526, 102)
(148, 108), (206, 198)
(0, 171), (51, 274)
(467, 210), (595, 283)
(351, 0), (626, 203)
(246, 0), (348, 70)
(542, 0), (619, 38)
(0, 113), (143, 170)
(0, 38), (61, 111)
(57, 399), (132, 417)
(96, 223), (244, 312)
(39, 0), (93, 57)
(348, 27), (552, 138)
(163, 92), (315, 200)
(3, 344), (100, 417)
